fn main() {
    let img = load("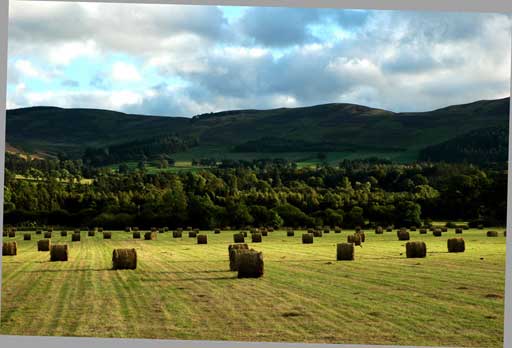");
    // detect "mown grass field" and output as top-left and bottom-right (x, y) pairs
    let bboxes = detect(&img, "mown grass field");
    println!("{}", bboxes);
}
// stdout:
(1, 228), (506, 347)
